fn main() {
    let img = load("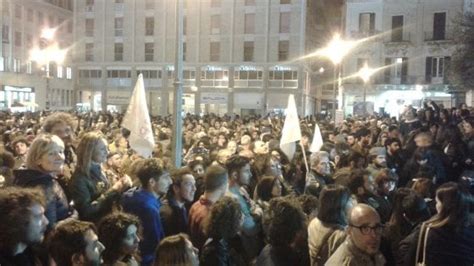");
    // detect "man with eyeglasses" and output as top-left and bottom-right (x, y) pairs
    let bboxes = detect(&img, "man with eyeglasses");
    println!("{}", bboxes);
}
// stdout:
(325, 204), (386, 266)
